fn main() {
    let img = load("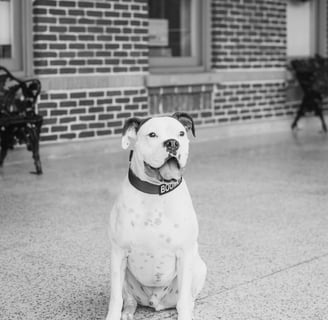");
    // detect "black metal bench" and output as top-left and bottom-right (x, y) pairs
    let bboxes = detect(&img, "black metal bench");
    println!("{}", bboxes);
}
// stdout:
(0, 66), (43, 174)
(290, 55), (328, 132)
